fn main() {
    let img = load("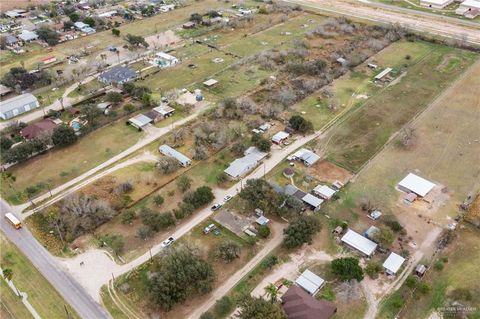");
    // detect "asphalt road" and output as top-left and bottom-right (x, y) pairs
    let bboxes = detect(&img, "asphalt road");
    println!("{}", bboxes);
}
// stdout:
(0, 199), (111, 319)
